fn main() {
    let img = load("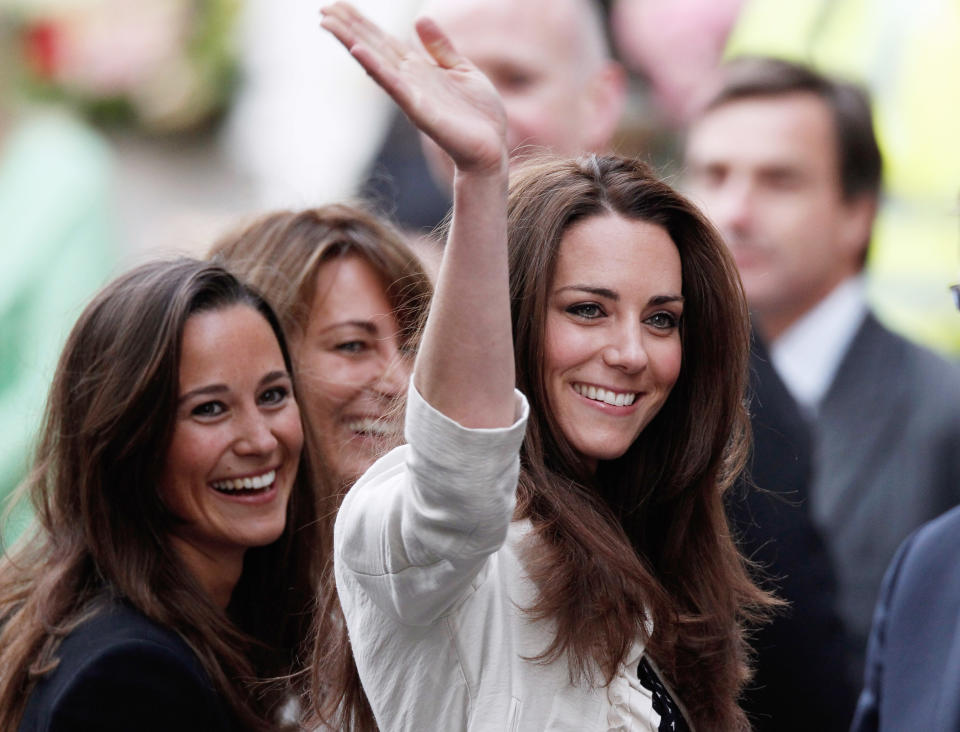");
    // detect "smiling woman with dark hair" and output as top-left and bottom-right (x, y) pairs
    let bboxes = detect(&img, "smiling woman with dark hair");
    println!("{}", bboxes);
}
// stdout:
(0, 259), (321, 731)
